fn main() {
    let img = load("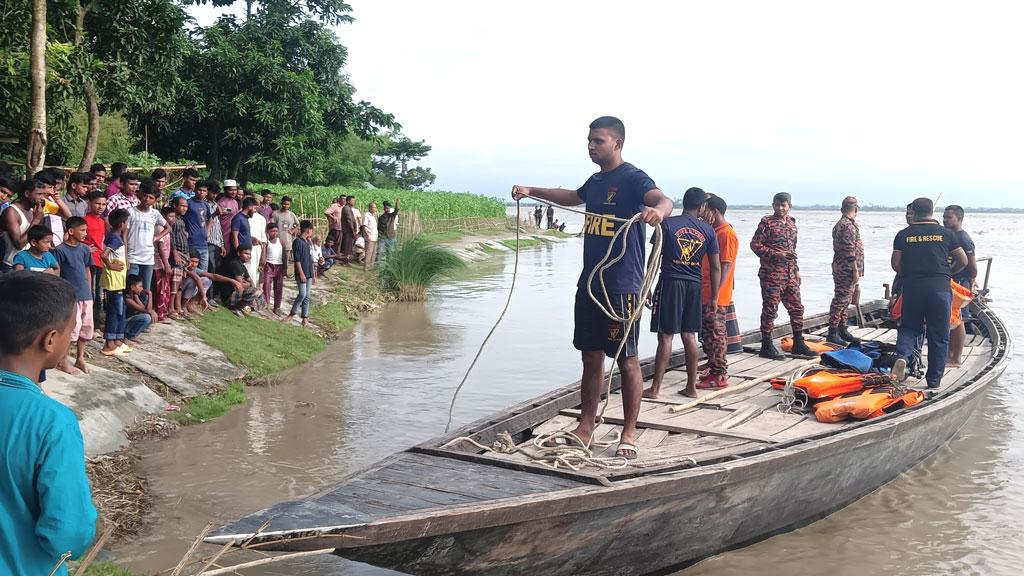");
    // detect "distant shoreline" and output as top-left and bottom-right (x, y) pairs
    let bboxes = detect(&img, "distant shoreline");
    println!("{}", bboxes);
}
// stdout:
(504, 201), (1024, 214)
